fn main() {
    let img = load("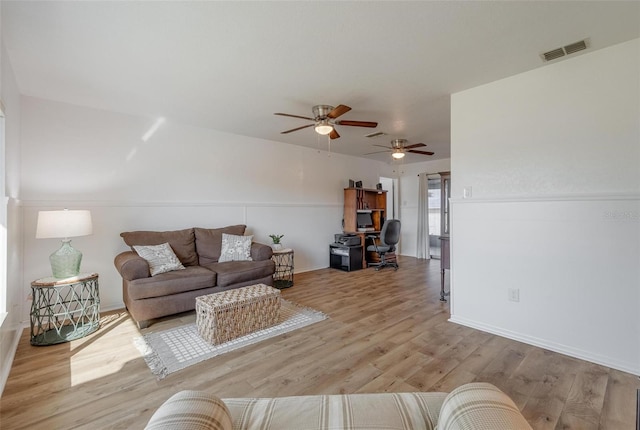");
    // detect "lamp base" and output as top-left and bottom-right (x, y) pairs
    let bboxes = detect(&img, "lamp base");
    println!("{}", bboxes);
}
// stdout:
(50, 240), (83, 278)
